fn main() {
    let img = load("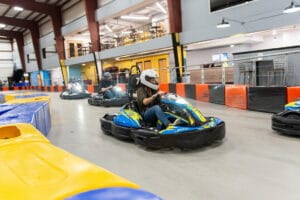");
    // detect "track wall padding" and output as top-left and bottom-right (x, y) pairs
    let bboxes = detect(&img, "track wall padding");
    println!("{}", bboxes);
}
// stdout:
(196, 84), (209, 102)
(185, 84), (196, 99)
(247, 87), (286, 113)
(87, 85), (94, 93)
(287, 87), (300, 103)
(169, 83), (176, 94)
(225, 85), (247, 109)
(176, 83), (185, 97)
(209, 84), (225, 105)
(159, 83), (170, 93)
